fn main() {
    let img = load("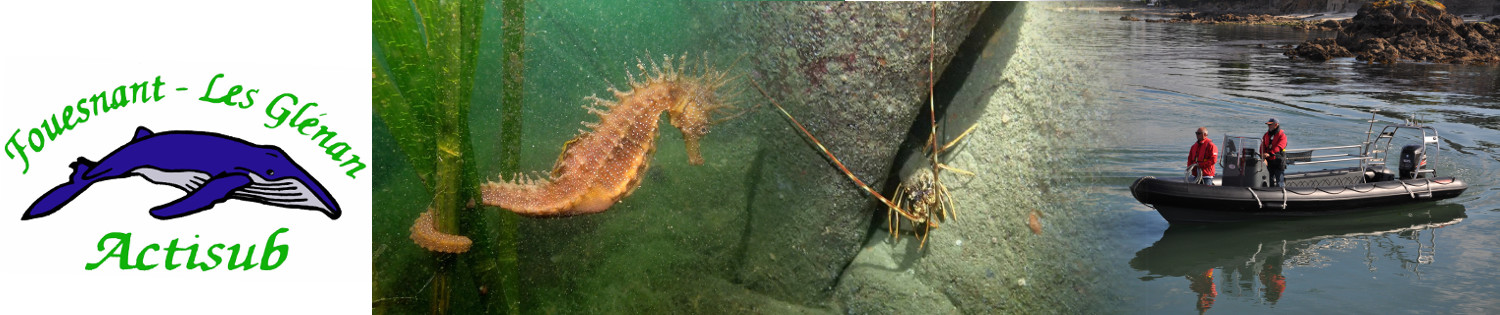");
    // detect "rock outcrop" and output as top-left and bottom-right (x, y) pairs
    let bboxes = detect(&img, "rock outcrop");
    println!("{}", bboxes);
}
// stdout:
(1286, 1), (1500, 63)
(1285, 38), (1355, 60)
